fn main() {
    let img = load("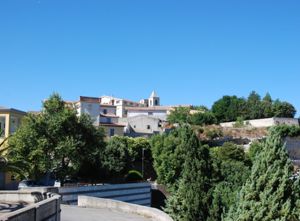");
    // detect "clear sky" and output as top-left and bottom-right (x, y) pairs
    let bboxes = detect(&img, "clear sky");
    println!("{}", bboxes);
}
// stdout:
(0, 0), (299, 115)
